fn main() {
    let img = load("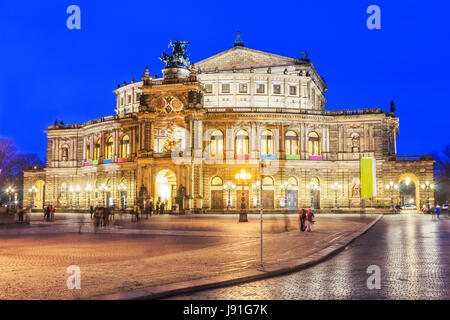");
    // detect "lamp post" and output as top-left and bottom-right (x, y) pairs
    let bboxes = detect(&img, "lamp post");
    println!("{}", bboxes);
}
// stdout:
(118, 183), (127, 210)
(6, 186), (15, 208)
(421, 181), (434, 210)
(99, 184), (108, 207)
(280, 181), (290, 210)
(68, 185), (74, 209)
(75, 185), (81, 209)
(385, 181), (398, 210)
(29, 185), (38, 209)
(85, 184), (92, 209)
(252, 180), (261, 209)
(223, 181), (236, 211)
(330, 182), (342, 210)
(235, 169), (251, 222)
(306, 182), (320, 210)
